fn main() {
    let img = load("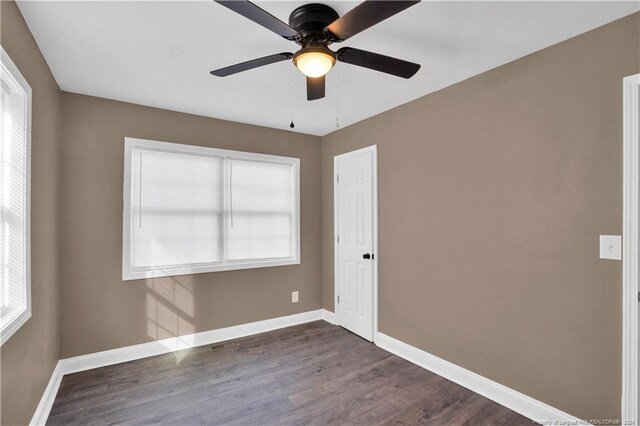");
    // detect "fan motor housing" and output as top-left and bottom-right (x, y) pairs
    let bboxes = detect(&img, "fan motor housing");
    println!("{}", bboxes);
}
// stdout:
(288, 3), (339, 44)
